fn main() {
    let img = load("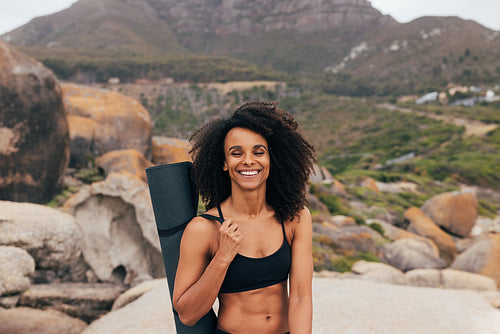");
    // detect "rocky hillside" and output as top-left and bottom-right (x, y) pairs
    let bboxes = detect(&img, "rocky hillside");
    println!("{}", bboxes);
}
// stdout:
(2, 0), (499, 92)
